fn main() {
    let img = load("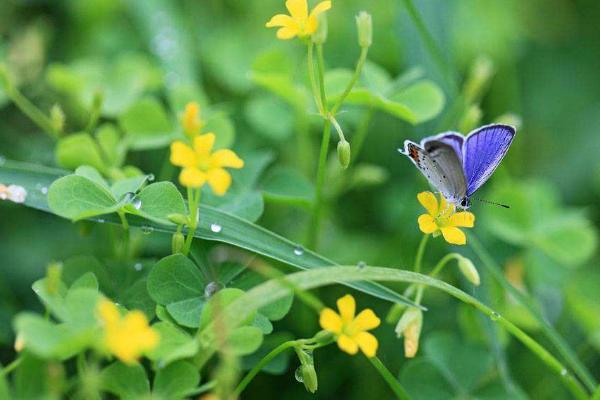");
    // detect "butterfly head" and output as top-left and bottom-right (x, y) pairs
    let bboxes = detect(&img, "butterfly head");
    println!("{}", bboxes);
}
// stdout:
(459, 197), (471, 210)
